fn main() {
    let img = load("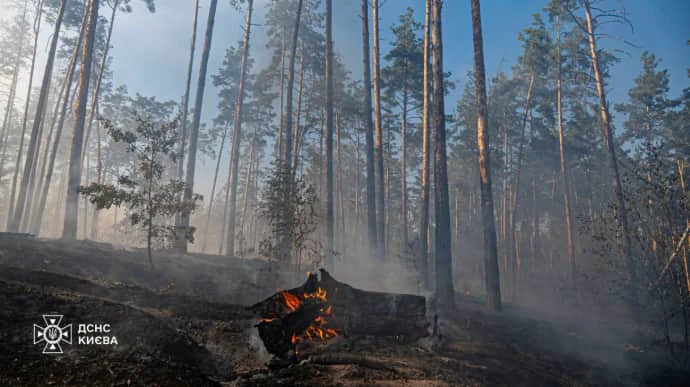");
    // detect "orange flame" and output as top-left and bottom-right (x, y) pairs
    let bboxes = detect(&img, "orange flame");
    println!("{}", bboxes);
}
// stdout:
(271, 286), (339, 348)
